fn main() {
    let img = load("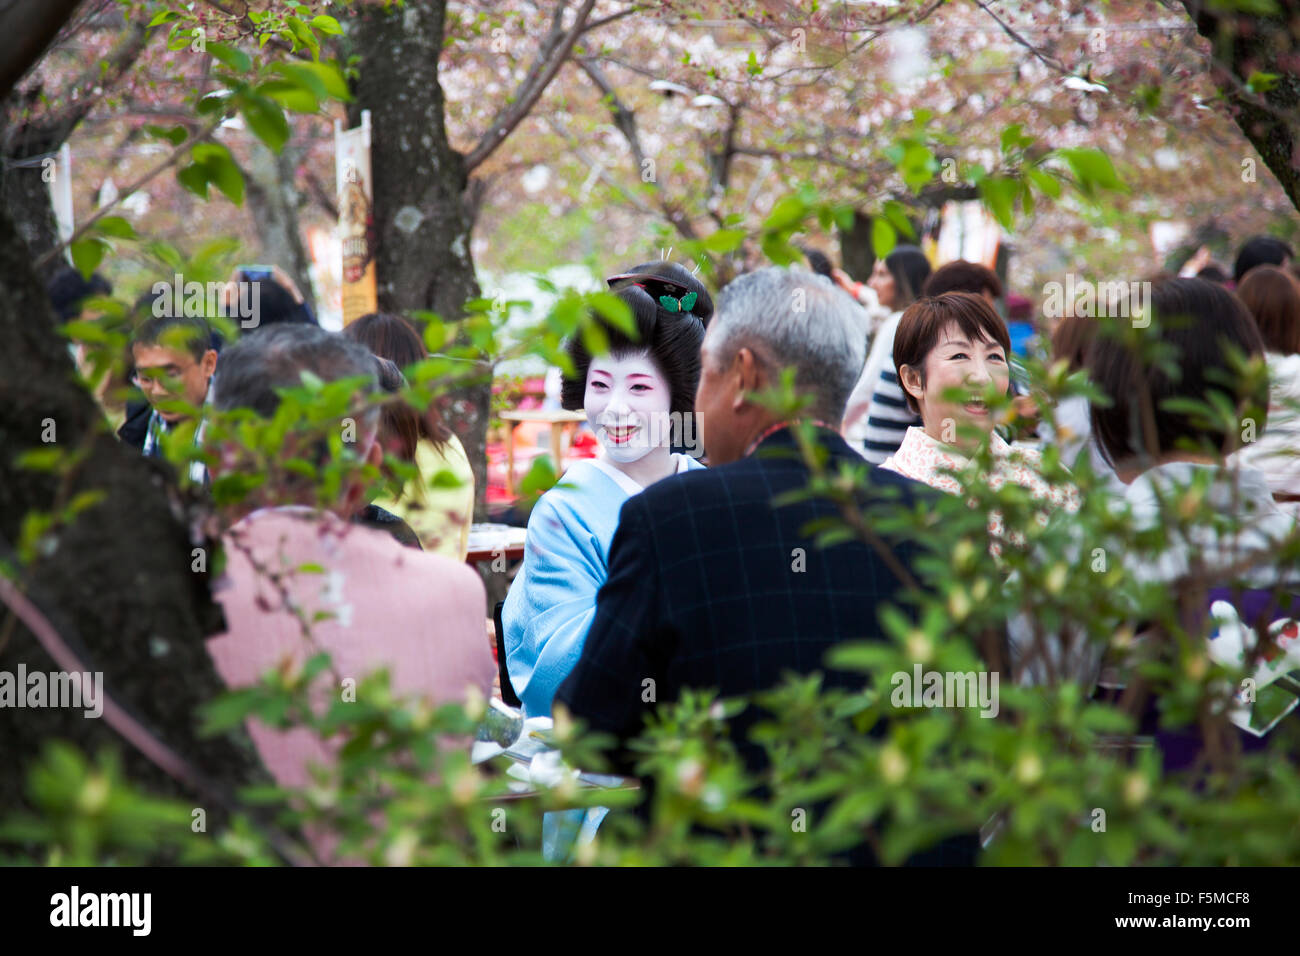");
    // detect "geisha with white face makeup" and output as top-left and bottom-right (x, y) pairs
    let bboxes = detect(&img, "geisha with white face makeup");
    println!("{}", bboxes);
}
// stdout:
(584, 352), (676, 484)
(501, 262), (711, 720)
